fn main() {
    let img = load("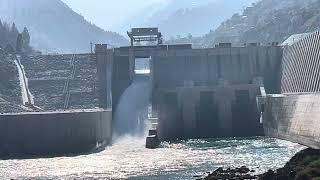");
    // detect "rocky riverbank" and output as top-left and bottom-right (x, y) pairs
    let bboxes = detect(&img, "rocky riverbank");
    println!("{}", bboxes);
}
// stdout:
(259, 148), (320, 180)
(199, 148), (320, 180)
(197, 166), (257, 180)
